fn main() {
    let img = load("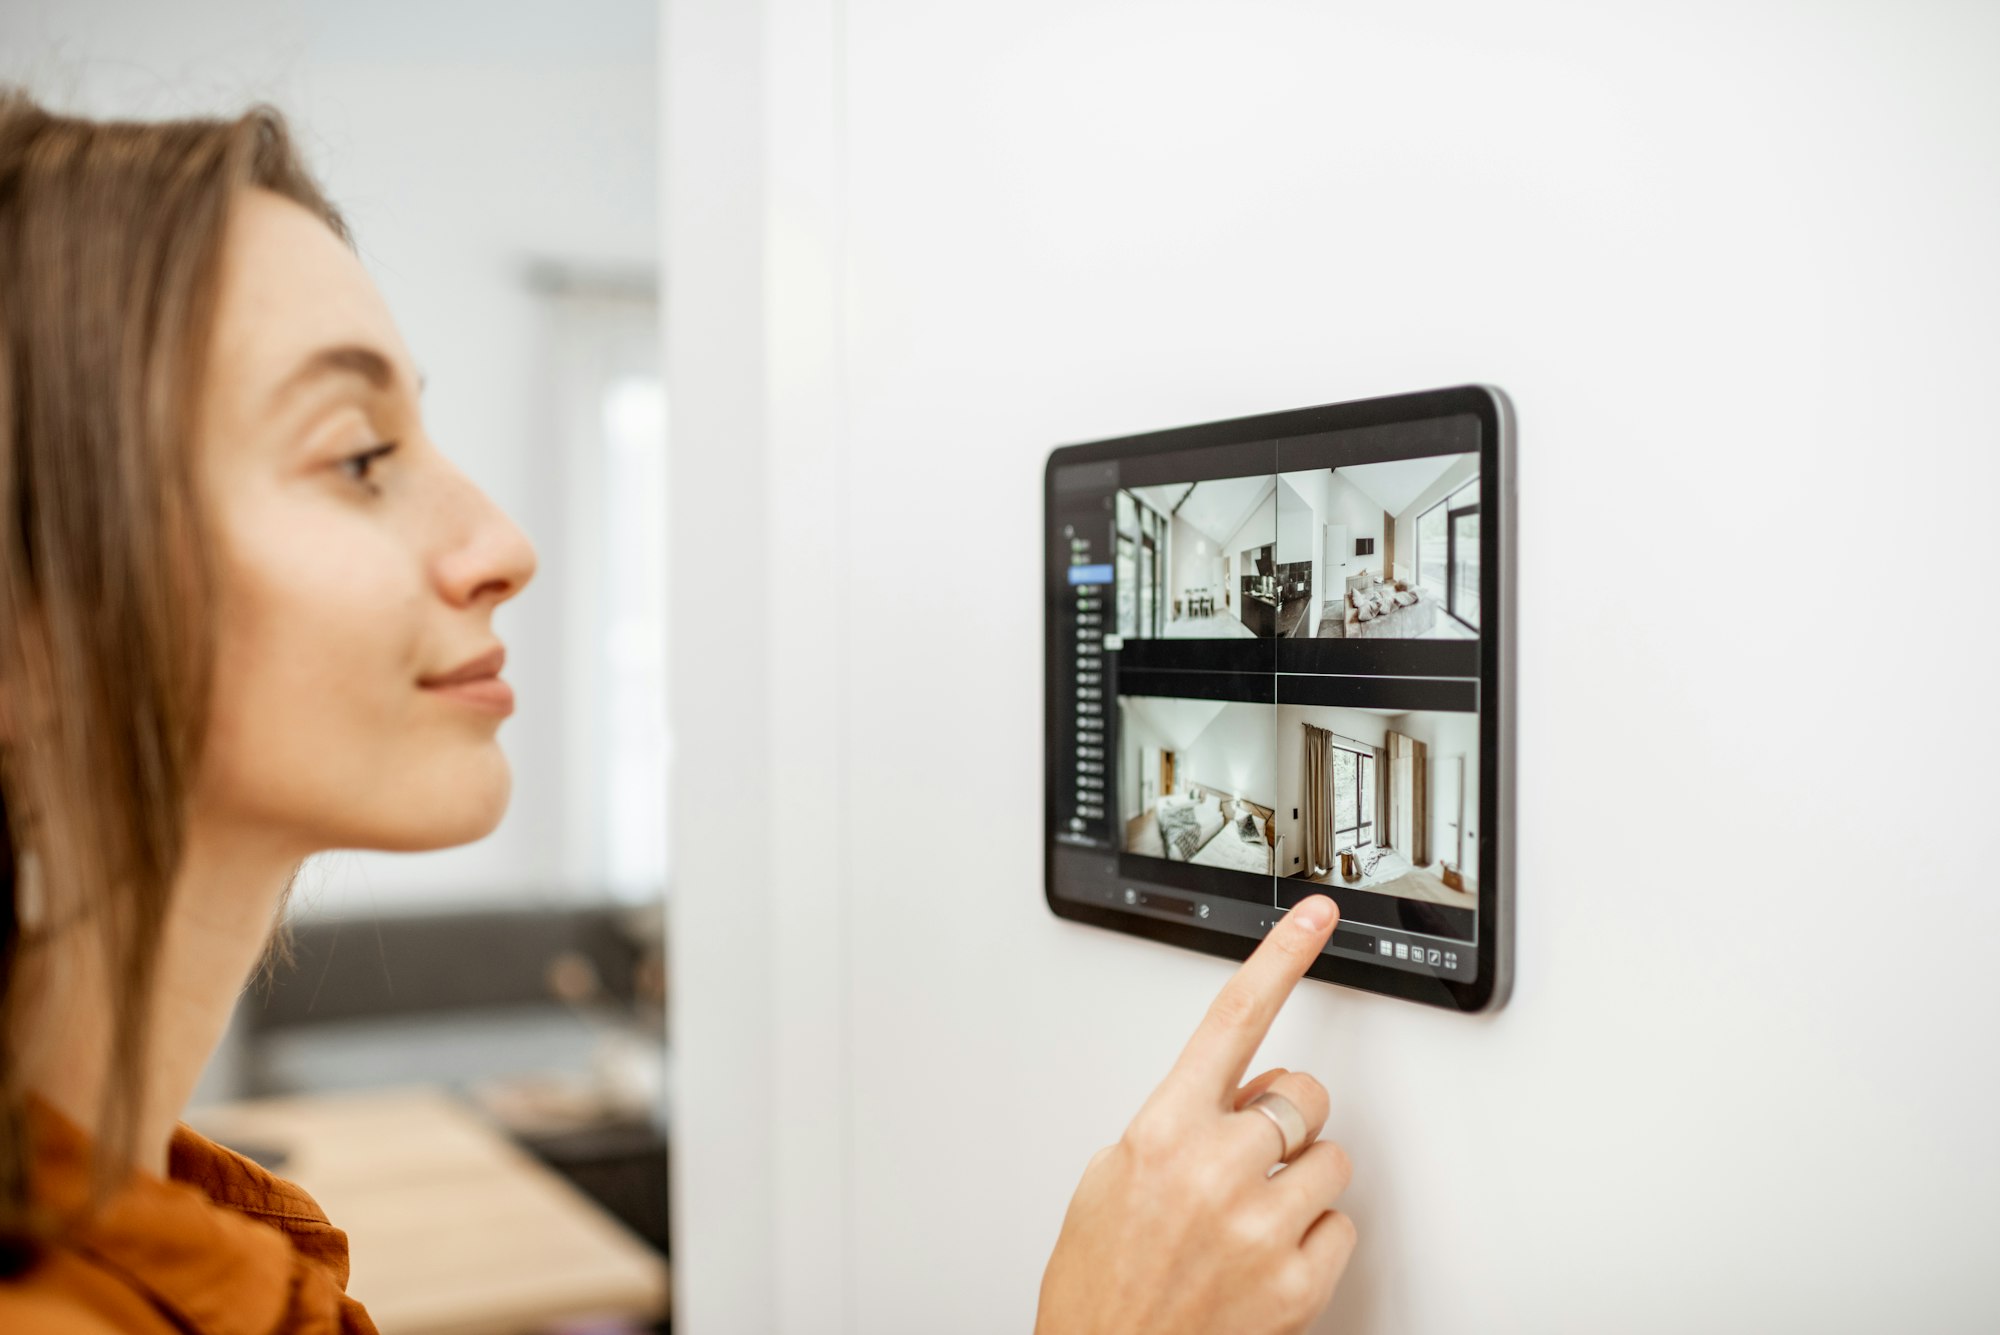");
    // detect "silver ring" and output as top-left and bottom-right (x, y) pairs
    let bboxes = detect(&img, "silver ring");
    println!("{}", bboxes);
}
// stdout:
(1244, 1091), (1309, 1162)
